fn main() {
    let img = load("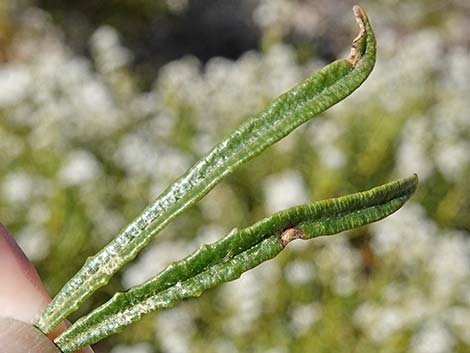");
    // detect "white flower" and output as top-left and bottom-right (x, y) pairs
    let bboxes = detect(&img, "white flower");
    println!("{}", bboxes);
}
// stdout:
(253, 0), (293, 28)
(429, 231), (470, 300)
(114, 133), (160, 176)
(166, 0), (188, 14)
(90, 25), (132, 72)
(0, 65), (31, 107)
(263, 170), (308, 213)
(396, 118), (434, 181)
(16, 225), (50, 261)
(221, 269), (263, 335)
(411, 320), (454, 353)
(221, 260), (280, 336)
(318, 145), (346, 170)
(1, 172), (33, 203)
(284, 259), (316, 286)
(353, 303), (404, 342)
(289, 303), (322, 335)
(434, 141), (470, 181)
(371, 203), (435, 264)
(59, 150), (101, 186)
(315, 236), (361, 296)
(154, 305), (195, 353)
